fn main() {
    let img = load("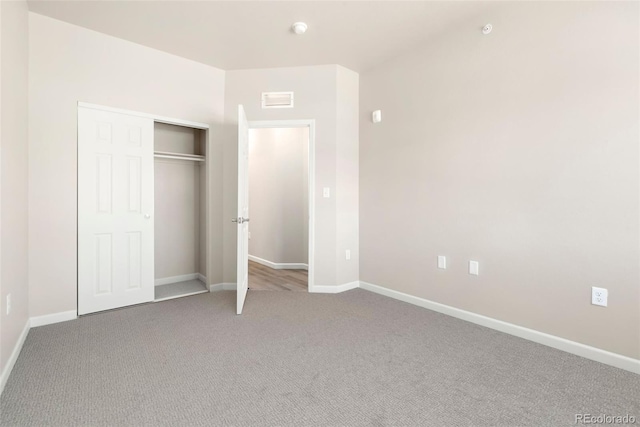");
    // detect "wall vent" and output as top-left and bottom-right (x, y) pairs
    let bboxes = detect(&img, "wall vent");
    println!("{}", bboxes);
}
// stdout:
(261, 92), (294, 109)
